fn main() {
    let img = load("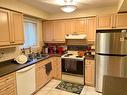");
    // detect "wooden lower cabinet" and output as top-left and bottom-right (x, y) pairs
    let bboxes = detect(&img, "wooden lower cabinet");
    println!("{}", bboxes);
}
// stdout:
(0, 73), (17, 95)
(35, 58), (53, 90)
(85, 59), (95, 86)
(52, 57), (62, 80)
